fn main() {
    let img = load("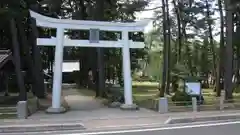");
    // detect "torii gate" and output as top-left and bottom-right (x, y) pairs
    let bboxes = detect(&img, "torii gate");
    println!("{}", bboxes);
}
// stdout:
(29, 10), (150, 113)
